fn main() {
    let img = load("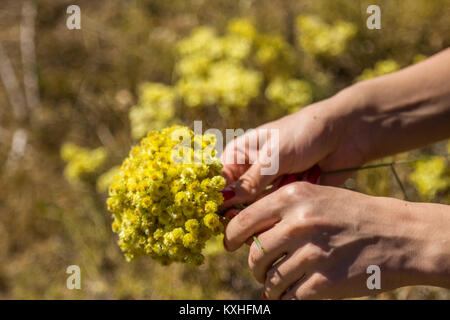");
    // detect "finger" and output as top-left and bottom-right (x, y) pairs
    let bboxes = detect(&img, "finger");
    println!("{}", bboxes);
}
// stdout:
(254, 166), (319, 203)
(248, 223), (291, 284)
(222, 130), (282, 207)
(220, 133), (254, 185)
(281, 272), (329, 300)
(223, 191), (285, 251)
(221, 163), (249, 186)
(264, 243), (324, 300)
(222, 162), (277, 208)
(222, 210), (264, 246)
